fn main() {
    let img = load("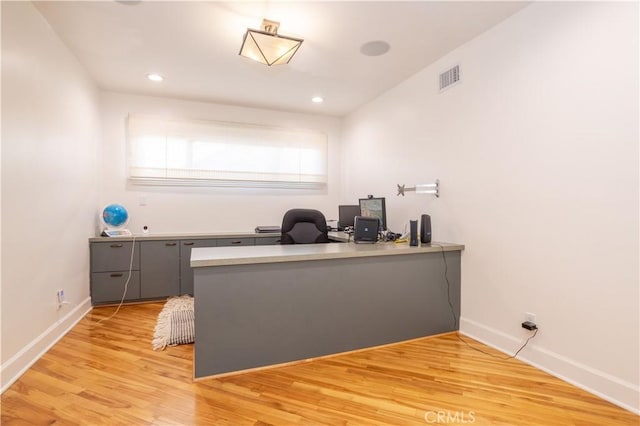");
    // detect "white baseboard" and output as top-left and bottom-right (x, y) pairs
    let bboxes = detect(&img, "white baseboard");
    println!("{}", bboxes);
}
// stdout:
(0, 297), (92, 394)
(460, 317), (640, 415)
